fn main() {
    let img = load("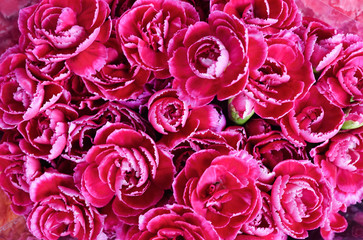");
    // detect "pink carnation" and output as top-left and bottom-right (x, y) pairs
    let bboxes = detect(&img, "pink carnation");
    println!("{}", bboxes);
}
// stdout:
(168, 11), (261, 106)
(210, 0), (302, 34)
(27, 172), (106, 240)
(271, 160), (339, 239)
(317, 41), (363, 108)
(247, 30), (315, 119)
(279, 86), (345, 146)
(74, 122), (175, 224)
(116, 0), (199, 78)
(122, 204), (220, 240)
(18, 104), (78, 160)
(66, 101), (152, 162)
(173, 149), (262, 239)
(148, 89), (189, 134)
(18, 0), (111, 76)
(311, 130), (363, 205)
